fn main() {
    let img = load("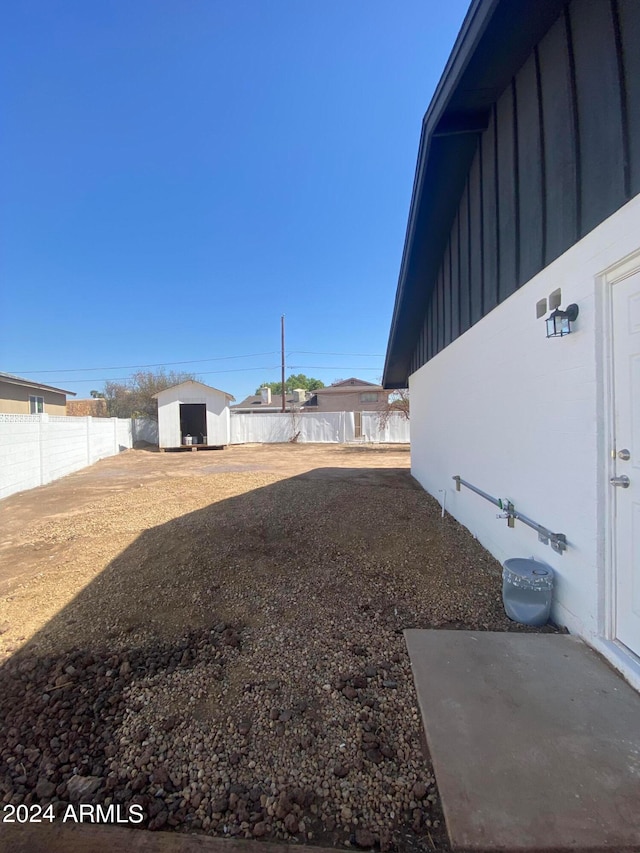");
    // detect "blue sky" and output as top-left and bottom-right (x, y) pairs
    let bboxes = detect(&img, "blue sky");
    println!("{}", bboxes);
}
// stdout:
(1, 0), (469, 401)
